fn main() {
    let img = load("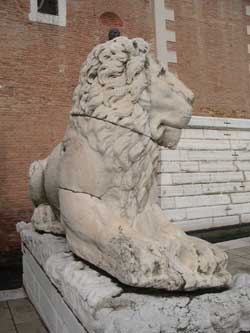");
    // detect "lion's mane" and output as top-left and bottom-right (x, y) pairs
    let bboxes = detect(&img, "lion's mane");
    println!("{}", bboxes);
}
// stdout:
(71, 37), (154, 134)
(69, 37), (160, 221)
